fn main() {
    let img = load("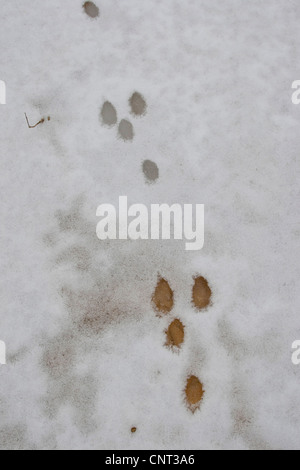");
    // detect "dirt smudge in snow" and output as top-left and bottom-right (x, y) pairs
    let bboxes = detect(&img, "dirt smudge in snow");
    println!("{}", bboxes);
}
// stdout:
(0, 425), (28, 451)
(42, 333), (76, 379)
(56, 245), (91, 272)
(41, 198), (159, 432)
